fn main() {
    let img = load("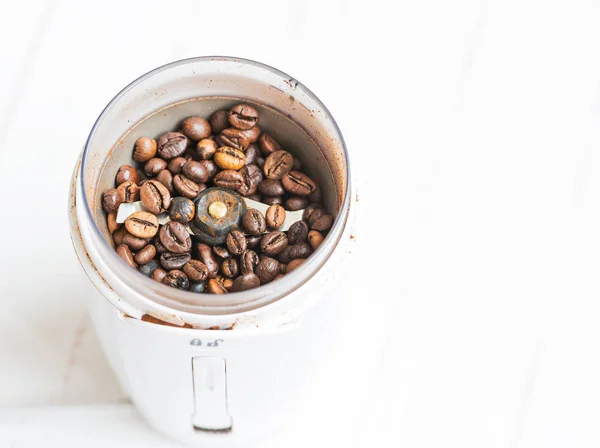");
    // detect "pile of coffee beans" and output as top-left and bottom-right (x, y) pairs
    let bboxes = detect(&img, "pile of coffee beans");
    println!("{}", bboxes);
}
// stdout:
(102, 103), (334, 294)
